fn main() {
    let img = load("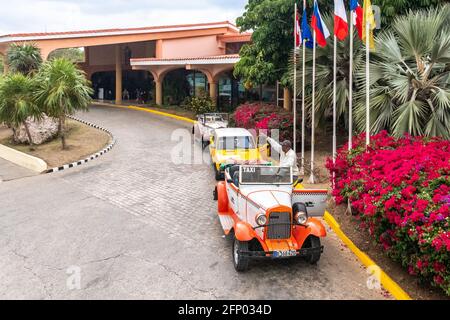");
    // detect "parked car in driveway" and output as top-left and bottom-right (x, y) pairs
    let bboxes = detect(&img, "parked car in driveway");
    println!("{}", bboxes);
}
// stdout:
(192, 113), (229, 149)
(209, 128), (266, 180)
(216, 165), (328, 271)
